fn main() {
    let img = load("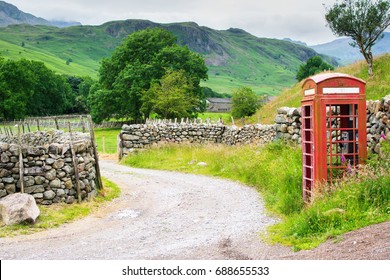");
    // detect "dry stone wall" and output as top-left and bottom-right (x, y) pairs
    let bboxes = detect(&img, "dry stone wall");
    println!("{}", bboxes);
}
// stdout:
(119, 122), (277, 157)
(366, 95), (390, 153)
(118, 95), (390, 157)
(0, 131), (98, 204)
